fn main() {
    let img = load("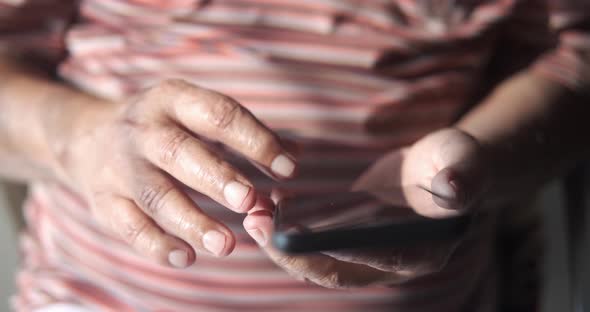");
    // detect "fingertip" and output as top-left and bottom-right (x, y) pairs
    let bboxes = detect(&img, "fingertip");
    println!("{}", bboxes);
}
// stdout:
(239, 186), (258, 213)
(270, 188), (289, 205)
(222, 233), (237, 256)
(203, 228), (236, 257)
(147, 237), (197, 269)
(249, 194), (275, 214)
(224, 181), (256, 213)
(219, 227), (237, 256)
(203, 230), (226, 256)
(243, 210), (273, 230)
(250, 159), (298, 183)
(246, 228), (267, 246)
(159, 234), (197, 269)
(243, 210), (274, 247)
(168, 249), (192, 268)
